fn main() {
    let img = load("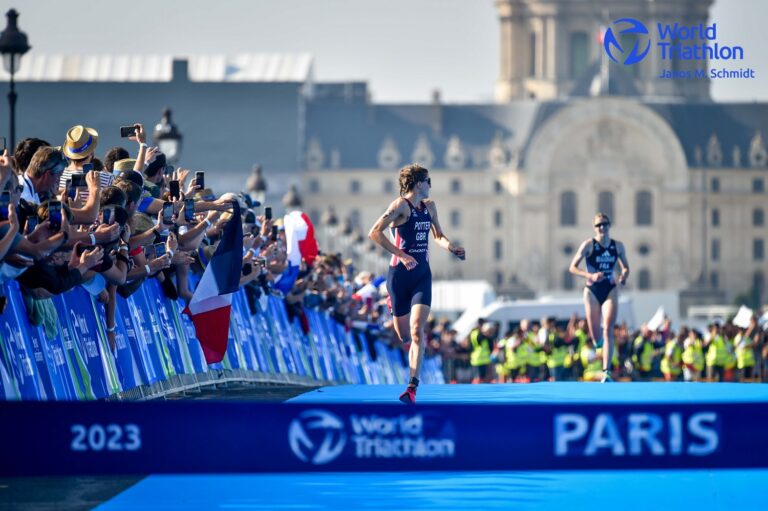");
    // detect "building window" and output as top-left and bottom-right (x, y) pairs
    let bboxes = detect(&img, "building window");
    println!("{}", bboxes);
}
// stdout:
(635, 190), (652, 226)
(570, 31), (588, 79)
(450, 209), (461, 228)
(755, 271), (765, 302)
(495, 271), (504, 286)
(308, 179), (320, 193)
(560, 191), (577, 226)
(710, 271), (719, 289)
(711, 239), (720, 261)
(494, 210), (502, 227)
(494, 239), (503, 261)
(494, 180), (503, 194)
(349, 209), (361, 228)
(451, 179), (461, 194)
(350, 180), (361, 194)
(563, 244), (574, 256)
(529, 32), (538, 77)
(309, 209), (320, 225)
(637, 244), (650, 256)
(383, 180), (394, 194)
(597, 191), (614, 223)
(711, 208), (720, 227)
(638, 269), (651, 290)
(754, 239), (765, 261)
(753, 178), (765, 193)
(711, 177), (720, 193)
(563, 269), (574, 290)
(754, 209), (764, 227)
